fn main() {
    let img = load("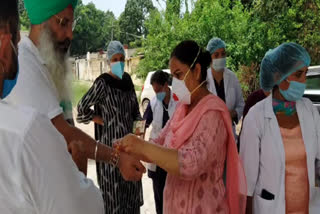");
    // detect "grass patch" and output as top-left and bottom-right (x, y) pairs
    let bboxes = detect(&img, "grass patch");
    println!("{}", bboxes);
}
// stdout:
(72, 80), (92, 106)
(72, 81), (143, 106)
